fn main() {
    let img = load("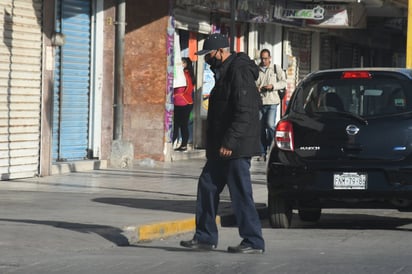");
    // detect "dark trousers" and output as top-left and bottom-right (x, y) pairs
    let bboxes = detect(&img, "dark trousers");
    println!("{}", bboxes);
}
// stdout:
(194, 158), (265, 250)
(173, 104), (193, 147)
